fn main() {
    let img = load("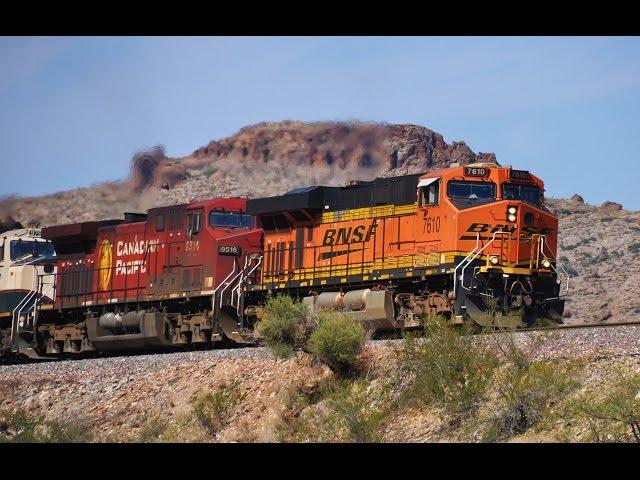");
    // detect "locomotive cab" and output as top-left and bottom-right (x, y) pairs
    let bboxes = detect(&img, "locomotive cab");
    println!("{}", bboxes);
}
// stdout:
(0, 228), (56, 355)
(417, 163), (567, 326)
